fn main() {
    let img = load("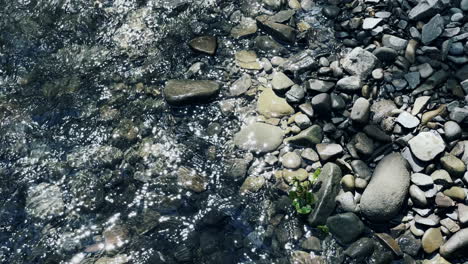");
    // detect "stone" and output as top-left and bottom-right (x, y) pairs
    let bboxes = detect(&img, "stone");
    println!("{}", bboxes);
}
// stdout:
(263, 0), (283, 10)
(462, 0), (468, 10)
(444, 121), (462, 141)
(440, 155), (466, 178)
(363, 125), (392, 142)
(344, 238), (375, 261)
(398, 232), (421, 257)
(272, 72), (295, 91)
(449, 107), (468, 123)
(382, 34), (408, 51)
(281, 152), (302, 169)
(440, 228), (468, 258)
(435, 193), (455, 208)
(363, 18), (382, 30)
(231, 17), (258, 38)
(311, 93), (332, 116)
(375, 233), (403, 257)
(351, 160), (372, 180)
(360, 153), (410, 222)
(316, 143), (343, 161)
(322, 5), (340, 18)
(341, 174), (355, 192)
(257, 88), (295, 118)
(370, 100), (397, 123)
(234, 122), (284, 153)
(431, 170), (453, 184)
(411, 173), (433, 187)
(26, 183), (64, 219)
(164, 80), (220, 105)
(421, 14), (445, 45)
(235, 50), (262, 70)
(188, 36), (217, 55)
(441, 218), (460, 233)
(286, 125), (323, 147)
(412, 96), (430, 115)
(177, 167), (207, 193)
(336, 192), (358, 212)
(410, 185), (428, 207)
(286, 84), (305, 103)
(459, 204), (468, 225)
(327, 212), (365, 244)
(415, 214), (440, 227)
(256, 15), (296, 43)
(307, 79), (335, 93)
(331, 93), (346, 110)
(402, 147), (426, 172)
(405, 72), (421, 90)
(229, 74), (252, 96)
(240, 176), (265, 194)
(301, 236), (322, 251)
(295, 114), (311, 129)
(301, 148), (319, 162)
(396, 112), (420, 129)
(422, 228), (444, 254)
(342, 47), (378, 79)
(373, 47), (398, 63)
(408, 131), (445, 162)
(353, 133), (374, 157)
(350, 98), (370, 124)
(225, 154), (253, 181)
(408, 0), (441, 20)
(282, 168), (309, 184)
(308, 163), (342, 226)
(443, 186), (466, 201)
(337, 76), (362, 92)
